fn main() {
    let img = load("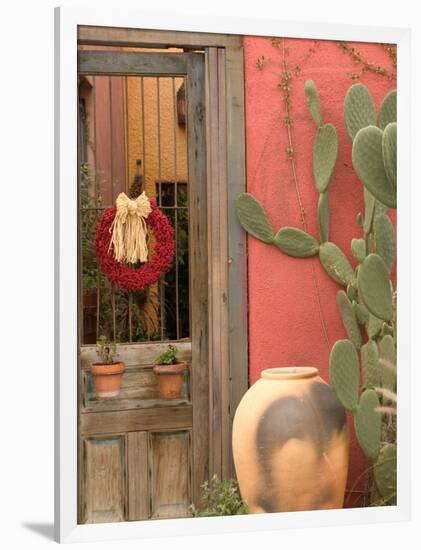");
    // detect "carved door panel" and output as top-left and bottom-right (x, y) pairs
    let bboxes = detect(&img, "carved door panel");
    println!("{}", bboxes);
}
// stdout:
(77, 49), (207, 524)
